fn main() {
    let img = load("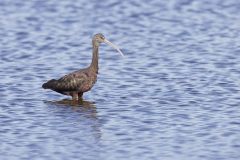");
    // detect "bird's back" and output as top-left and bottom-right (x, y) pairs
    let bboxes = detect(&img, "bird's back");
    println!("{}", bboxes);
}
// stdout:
(42, 67), (97, 95)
